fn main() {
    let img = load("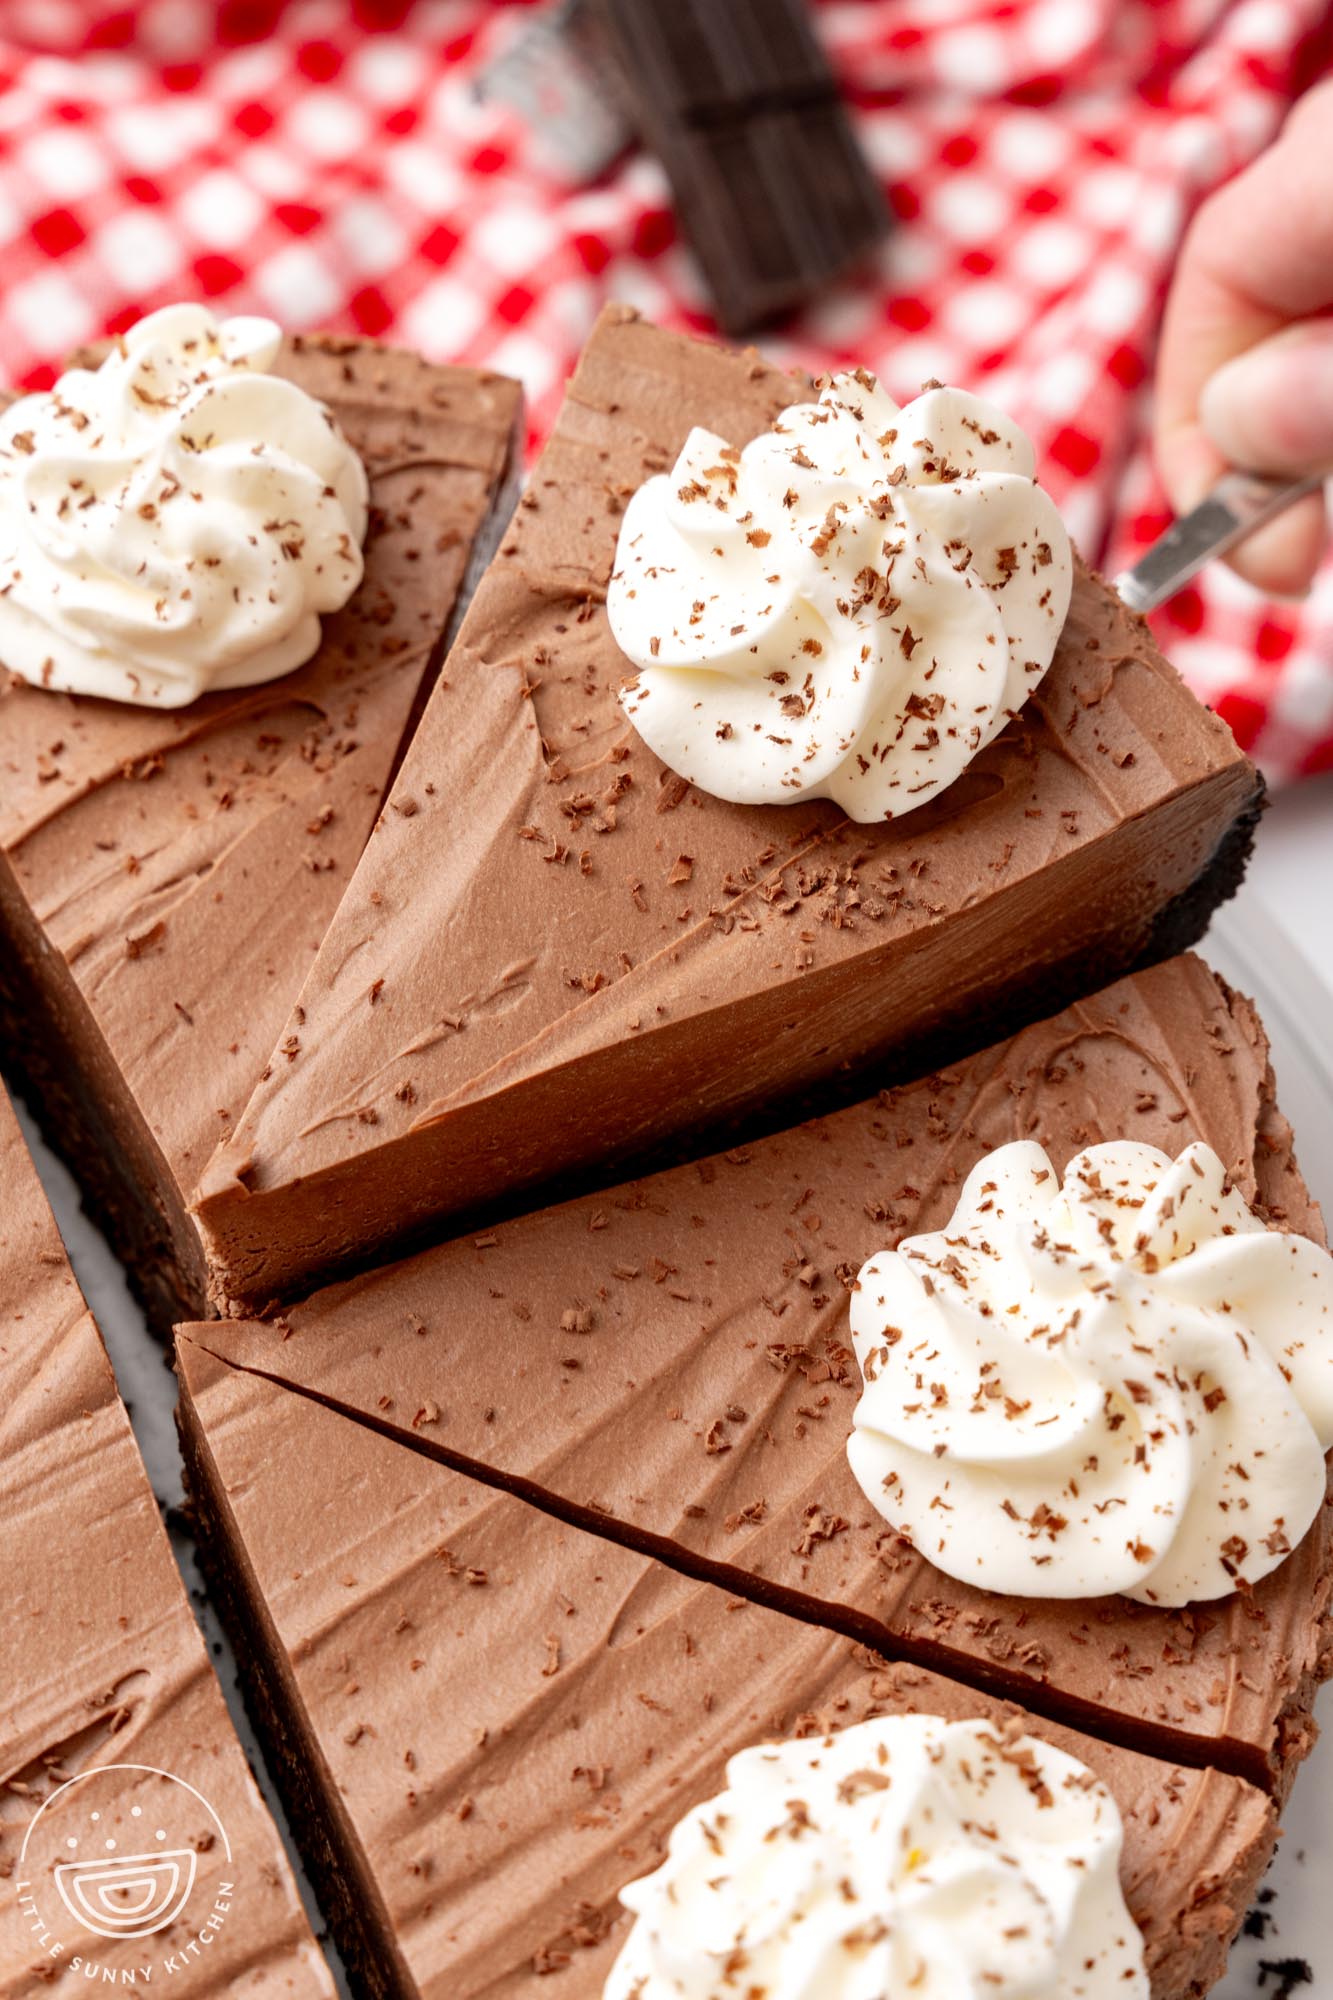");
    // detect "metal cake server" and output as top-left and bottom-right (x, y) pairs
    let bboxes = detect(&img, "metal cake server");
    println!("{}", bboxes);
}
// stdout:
(1115, 468), (1326, 613)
